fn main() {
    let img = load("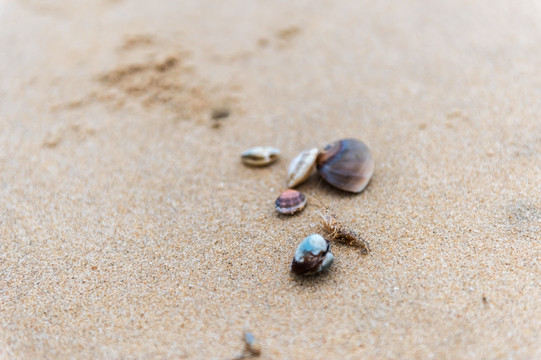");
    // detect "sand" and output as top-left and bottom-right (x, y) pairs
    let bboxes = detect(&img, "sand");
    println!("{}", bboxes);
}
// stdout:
(1, 0), (540, 359)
